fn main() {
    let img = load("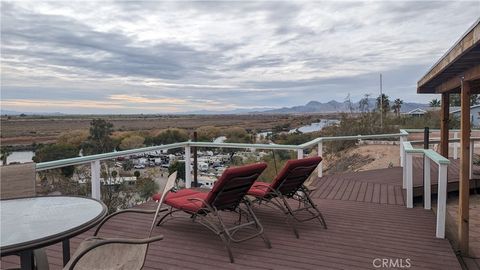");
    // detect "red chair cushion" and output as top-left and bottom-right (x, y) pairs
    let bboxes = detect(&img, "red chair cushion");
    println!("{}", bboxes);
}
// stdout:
(165, 190), (209, 212)
(247, 156), (322, 198)
(270, 156), (322, 191)
(205, 162), (268, 205)
(152, 189), (198, 202)
(247, 182), (271, 197)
